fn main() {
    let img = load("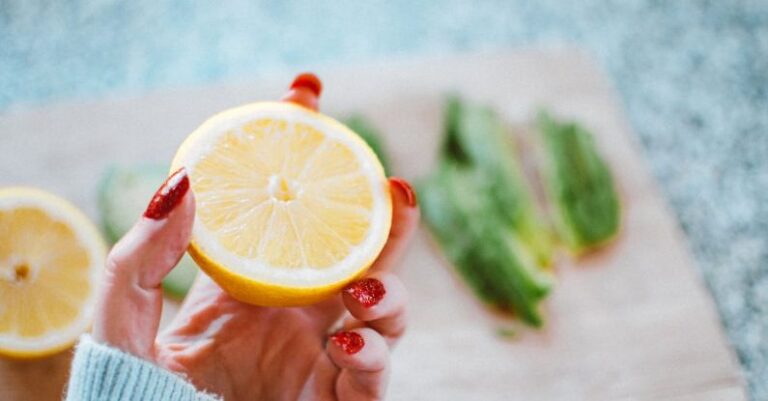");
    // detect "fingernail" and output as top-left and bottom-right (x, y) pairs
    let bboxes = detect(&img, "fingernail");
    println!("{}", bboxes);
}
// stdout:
(343, 278), (386, 308)
(389, 177), (417, 207)
(330, 331), (365, 355)
(290, 73), (322, 97)
(144, 167), (190, 220)
(282, 73), (322, 111)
